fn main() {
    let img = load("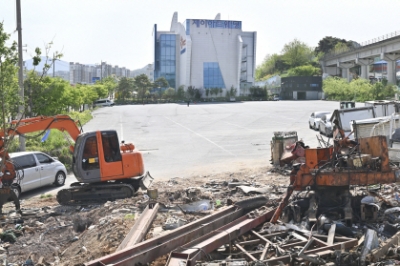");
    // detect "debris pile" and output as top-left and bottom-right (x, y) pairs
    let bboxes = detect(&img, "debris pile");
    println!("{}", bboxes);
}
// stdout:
(0, 167), (283, 265)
